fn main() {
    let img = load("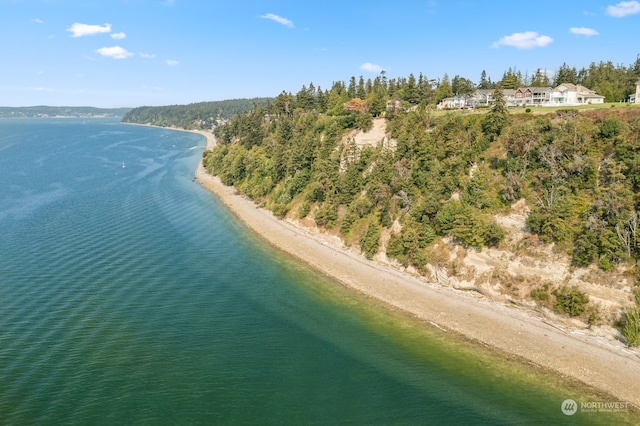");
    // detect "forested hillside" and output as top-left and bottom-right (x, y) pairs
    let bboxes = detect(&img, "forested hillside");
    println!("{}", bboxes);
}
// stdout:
(0, 106), (130, 118)
(201, 56), (640, 341)
(205, 91), (640, 270)
(121, 98), (271, 129)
